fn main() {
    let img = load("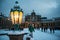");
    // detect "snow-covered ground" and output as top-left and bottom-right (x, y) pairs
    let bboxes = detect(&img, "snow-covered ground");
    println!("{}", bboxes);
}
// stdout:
(0, 28), (60, 40)
(33, 29), (60, 40)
